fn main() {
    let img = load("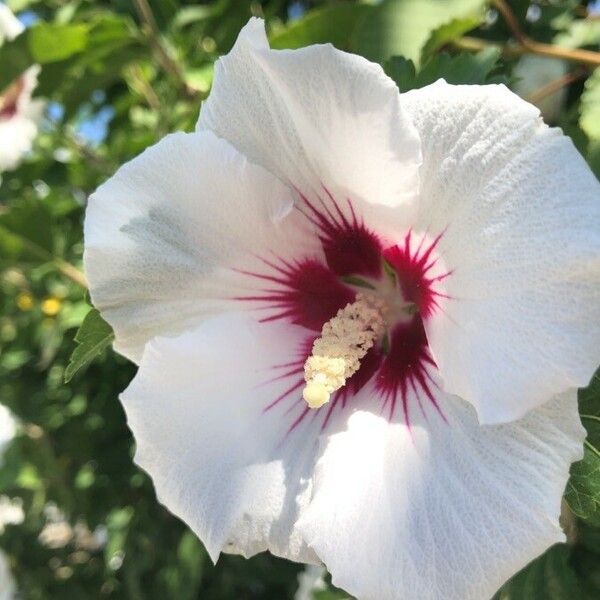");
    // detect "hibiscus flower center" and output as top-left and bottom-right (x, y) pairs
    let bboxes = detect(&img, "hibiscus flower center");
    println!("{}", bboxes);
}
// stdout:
(302, 277), (422, 408)
(238, 191), (450, 427)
